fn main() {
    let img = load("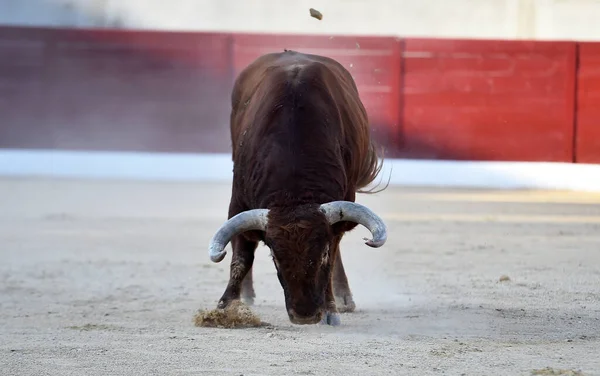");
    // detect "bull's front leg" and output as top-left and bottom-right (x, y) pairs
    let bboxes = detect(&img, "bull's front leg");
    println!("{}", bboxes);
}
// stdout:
(330, 223), (357, 313)
(320, 241), (341, 326)
(320, 279), (341, 326)
(332, 248), (356, 313)
(217, 236), (257, 309)
(240, 266), (255, 306)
